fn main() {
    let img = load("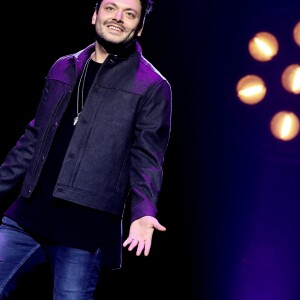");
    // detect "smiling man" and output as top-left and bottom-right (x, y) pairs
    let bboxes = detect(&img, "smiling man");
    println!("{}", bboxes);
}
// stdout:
(94, 0), (143, 48)
(0, 0), (172, 299)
